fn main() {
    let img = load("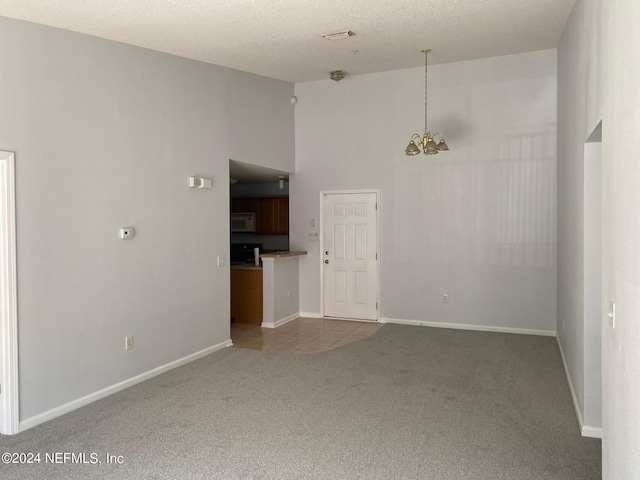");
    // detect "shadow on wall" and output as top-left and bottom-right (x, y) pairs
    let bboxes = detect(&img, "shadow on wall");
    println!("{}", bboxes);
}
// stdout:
(394, 127), (557, 268)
